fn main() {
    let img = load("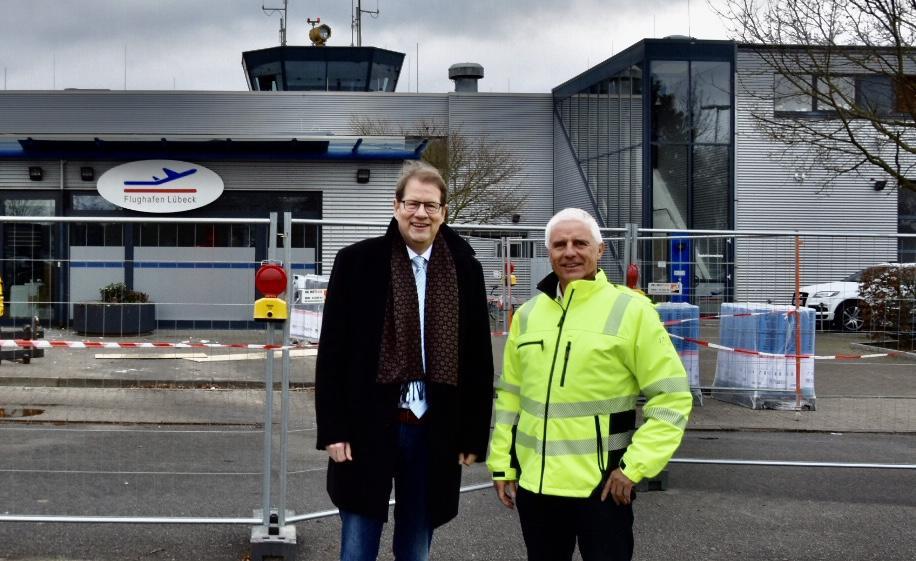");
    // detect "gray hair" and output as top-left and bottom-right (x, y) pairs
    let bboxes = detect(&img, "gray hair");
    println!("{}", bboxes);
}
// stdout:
(544, 208), (603, 248)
